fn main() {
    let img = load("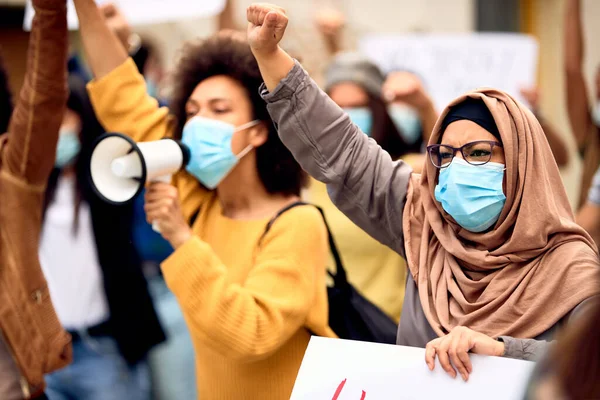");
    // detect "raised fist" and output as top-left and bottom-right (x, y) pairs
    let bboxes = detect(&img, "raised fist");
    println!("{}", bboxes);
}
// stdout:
(99, 3), (132, 50)
(247, 3), (288, 57)
(315, 7), (345, 38)
(383, 71), (429, 109)
(519, 86), (540, 112)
